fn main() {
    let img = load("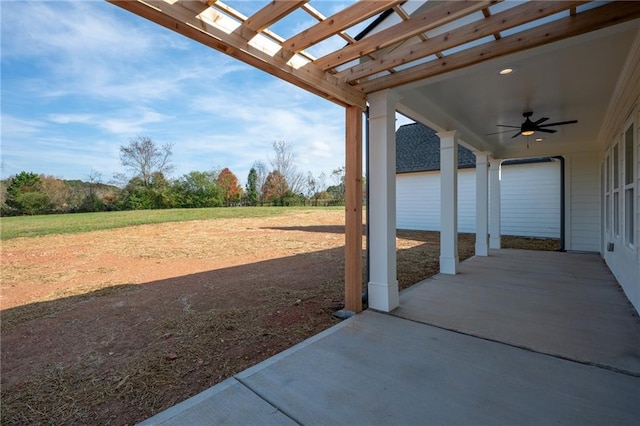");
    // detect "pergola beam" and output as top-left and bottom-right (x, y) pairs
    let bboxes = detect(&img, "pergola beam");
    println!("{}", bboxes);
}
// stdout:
(355, 1), (640, 94)
(314, 0), (496, 71)
(108, 0), (365, 108)
(339, 0), (587, 84)
(282, 0), (402, 58)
